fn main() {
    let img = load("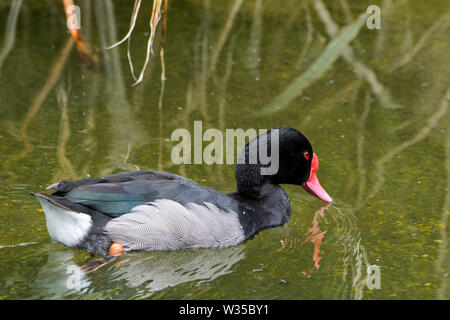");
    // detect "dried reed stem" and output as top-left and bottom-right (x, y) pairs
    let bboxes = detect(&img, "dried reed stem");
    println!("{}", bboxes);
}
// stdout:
(62, 0), (99, 65)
